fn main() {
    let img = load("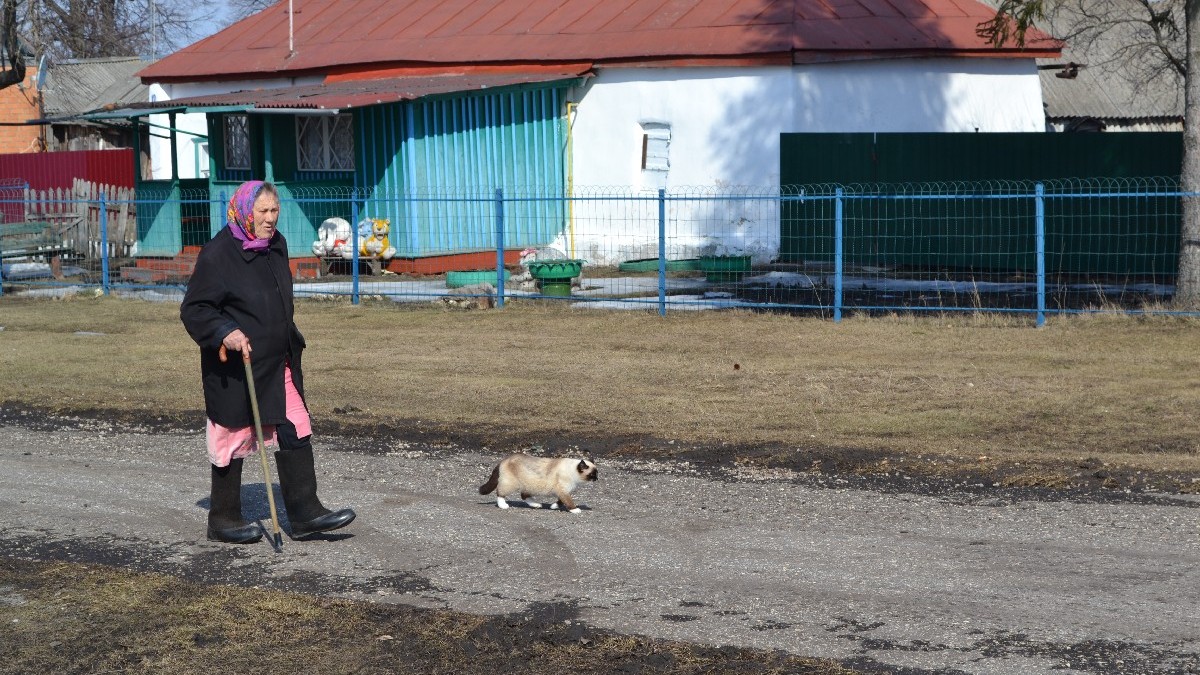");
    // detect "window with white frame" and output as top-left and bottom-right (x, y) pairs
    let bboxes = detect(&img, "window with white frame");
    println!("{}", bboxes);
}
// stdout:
(296, 113), (355, 172)
(224, 114), (250, 170)
(640, 121), (670, 190)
